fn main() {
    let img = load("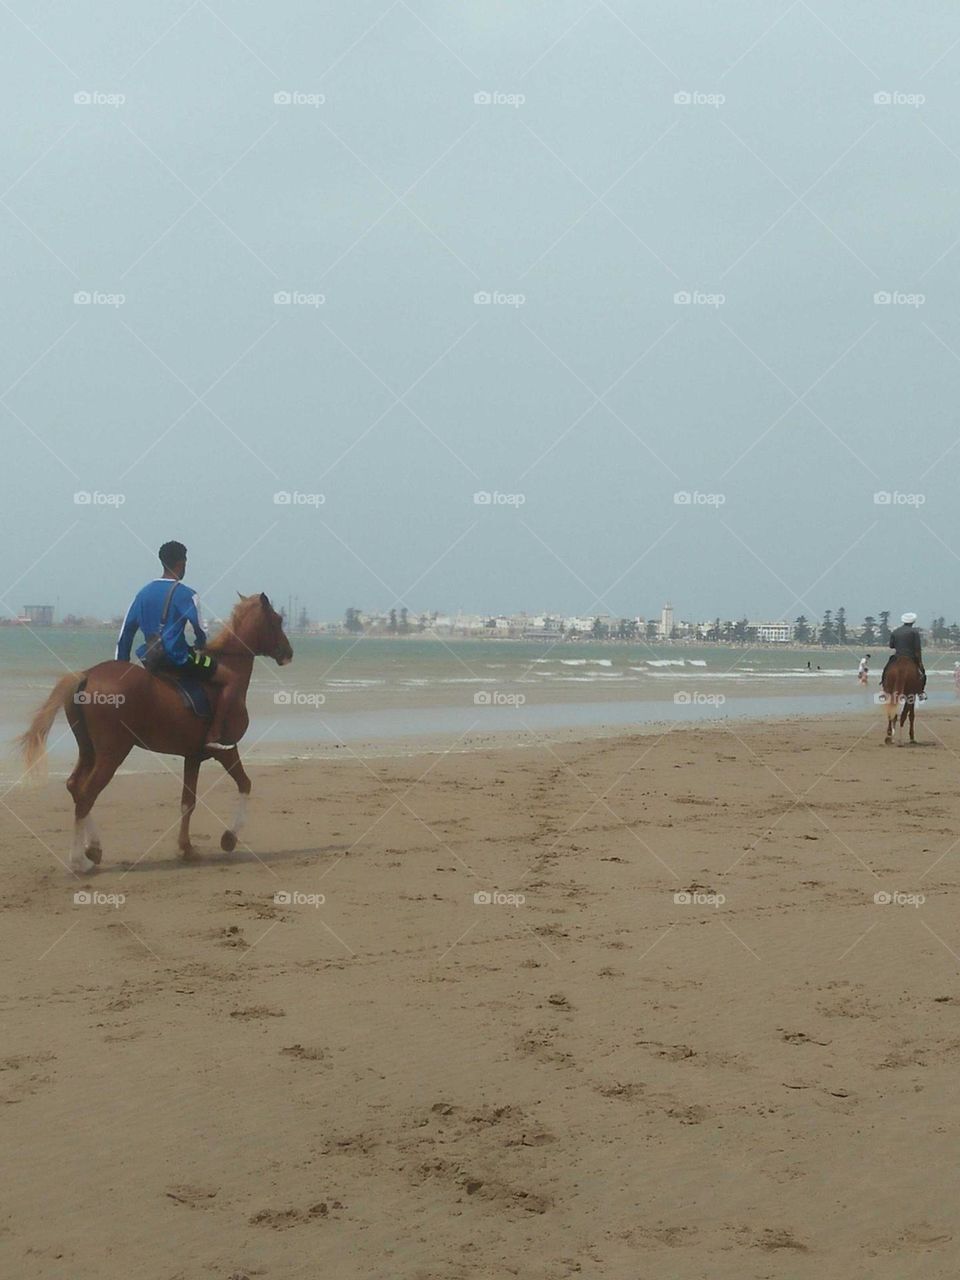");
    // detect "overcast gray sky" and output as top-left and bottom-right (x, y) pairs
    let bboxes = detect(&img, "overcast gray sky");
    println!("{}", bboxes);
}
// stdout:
(3, 1), (960, 625)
